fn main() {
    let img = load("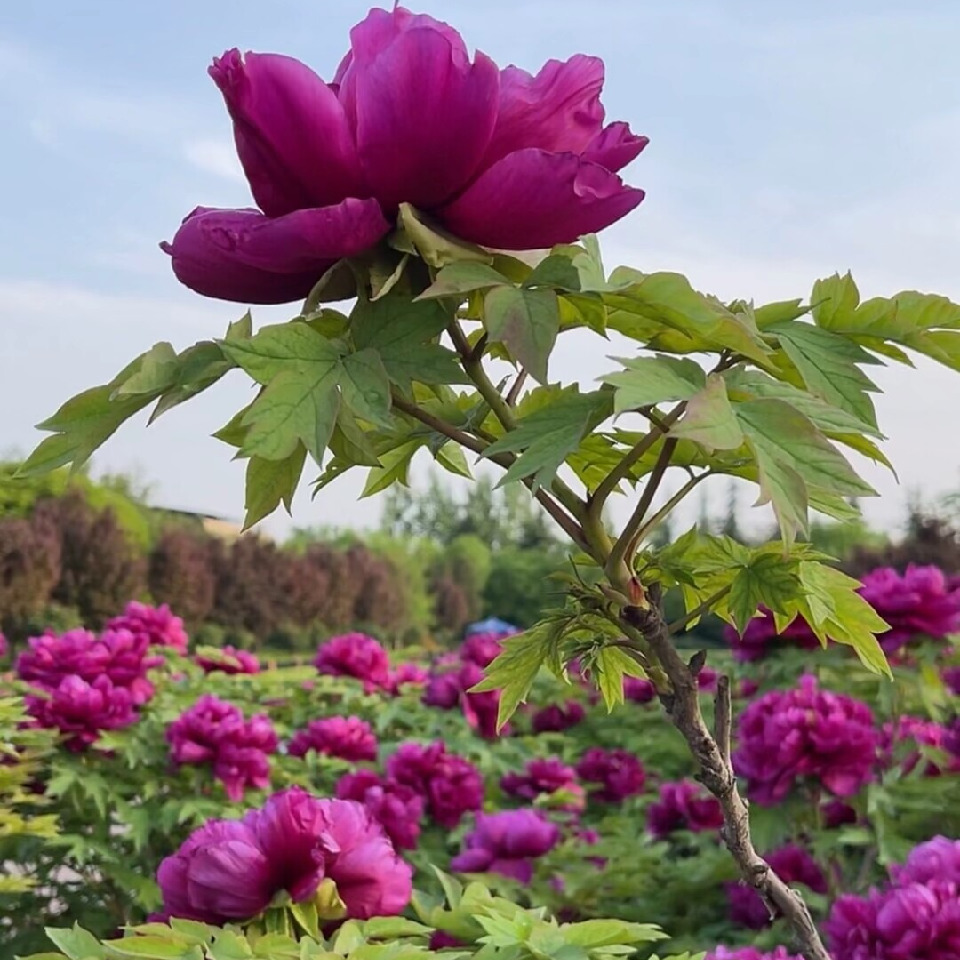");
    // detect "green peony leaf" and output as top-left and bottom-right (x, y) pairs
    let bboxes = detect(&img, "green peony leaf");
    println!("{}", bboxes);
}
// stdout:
(243, 445), (307, 529)
(670, 374), (743, 451)
(417, 262), (513, 299)
(44, 925), (107, 959)
(522, 253), (582, 292)
(600, 355), (706, 413)
(483, 286), (560, 384)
